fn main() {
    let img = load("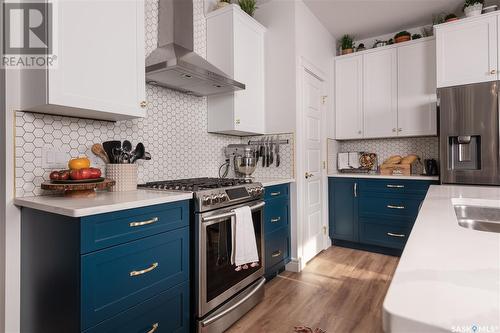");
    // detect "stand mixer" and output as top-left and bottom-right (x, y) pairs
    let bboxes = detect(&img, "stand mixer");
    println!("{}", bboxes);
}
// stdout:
(224, 144), (258, 179)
